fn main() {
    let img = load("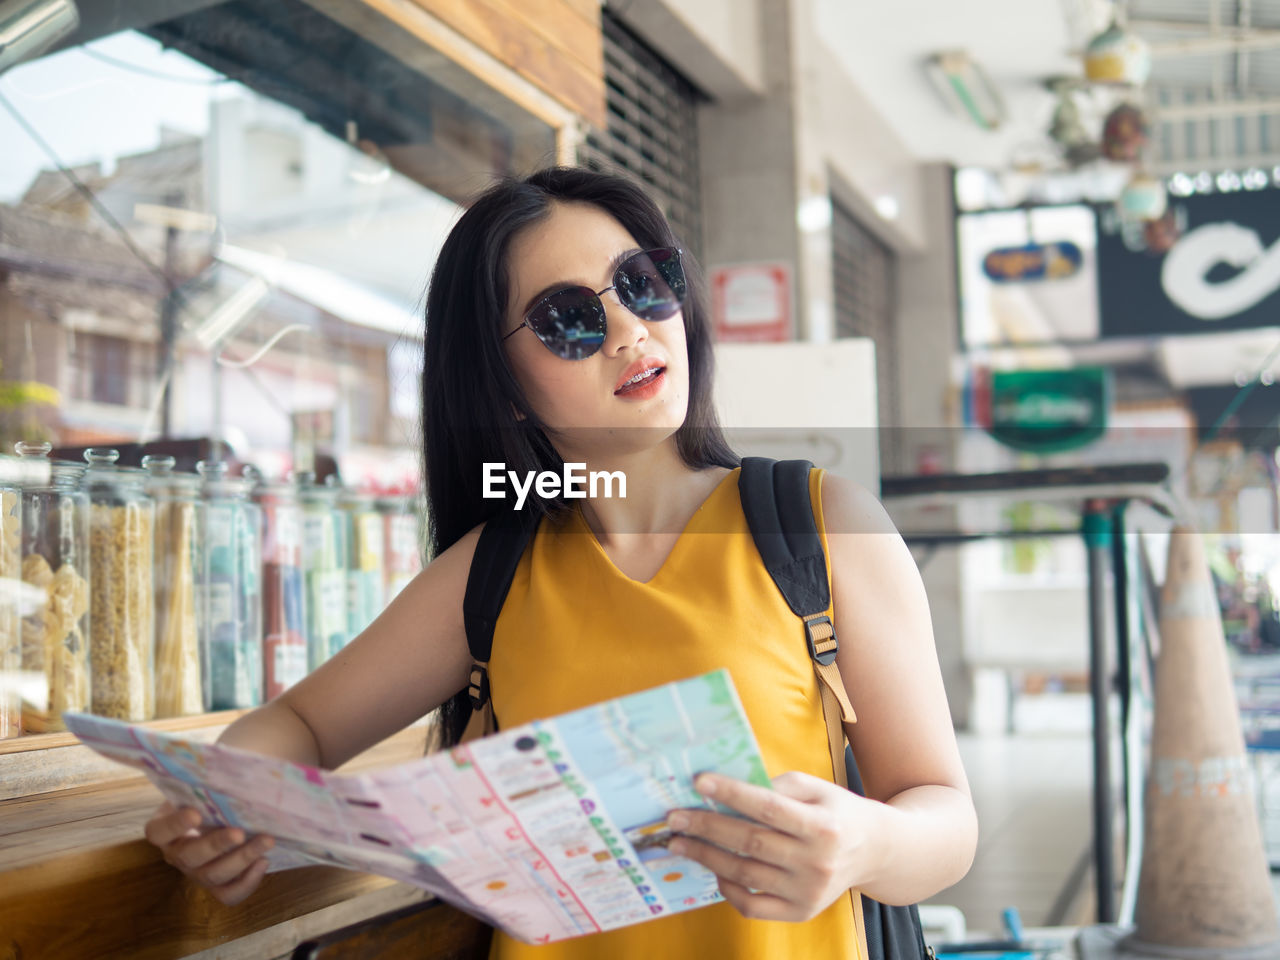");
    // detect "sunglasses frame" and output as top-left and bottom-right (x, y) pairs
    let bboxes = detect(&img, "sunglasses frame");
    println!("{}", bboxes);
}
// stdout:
(502, 246), (686, 360)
